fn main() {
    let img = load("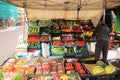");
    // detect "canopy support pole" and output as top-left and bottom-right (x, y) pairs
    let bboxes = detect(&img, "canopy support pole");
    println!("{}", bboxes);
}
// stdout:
(103, 0), (106, 22)
(77, 0), (86, 42)
(77, 0), (81, 20)
(23, 2), (28, 42)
